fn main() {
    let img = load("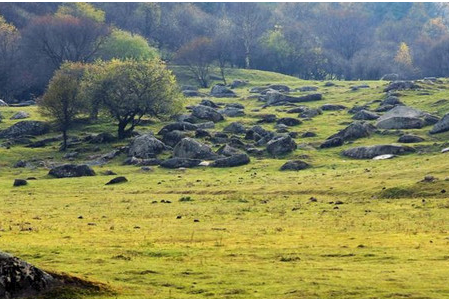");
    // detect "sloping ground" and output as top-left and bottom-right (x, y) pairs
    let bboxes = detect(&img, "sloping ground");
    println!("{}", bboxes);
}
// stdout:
(1, 70), (449, 298)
